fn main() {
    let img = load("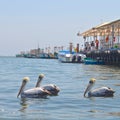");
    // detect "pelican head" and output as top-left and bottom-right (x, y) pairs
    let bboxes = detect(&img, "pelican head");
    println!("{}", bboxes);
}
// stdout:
(23, 77), (30, 82)
(35, 74), (45, 87)
(17, 77), (30, 98)
(84, 78), (96, 97)
(89, 78), (96, 84)
(39, 74), (45, 79)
